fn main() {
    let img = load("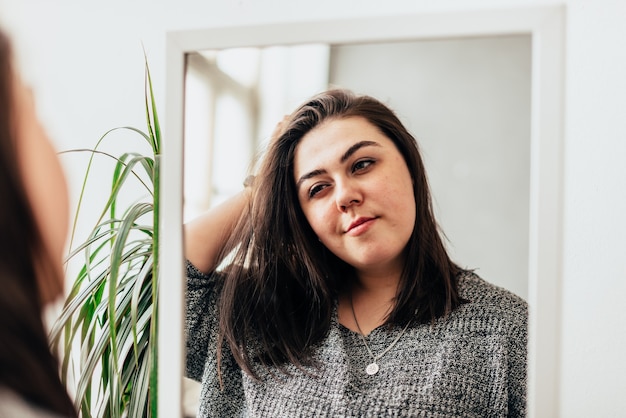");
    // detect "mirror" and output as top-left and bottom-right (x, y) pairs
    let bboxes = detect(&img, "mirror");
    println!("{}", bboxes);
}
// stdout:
(183, 34), (531, 414)
(163, 8), (564, 417)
